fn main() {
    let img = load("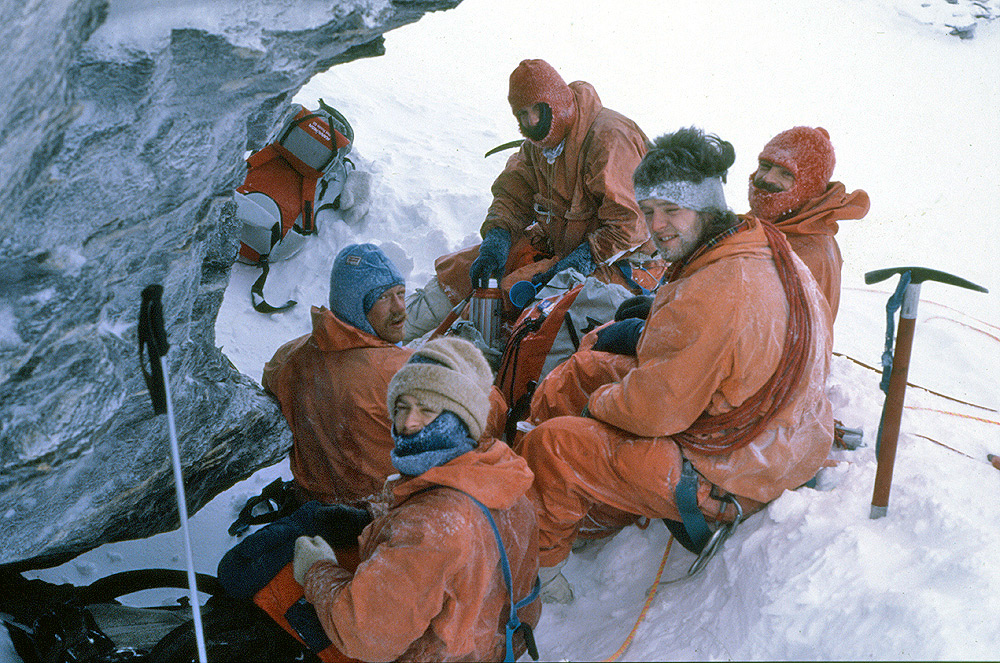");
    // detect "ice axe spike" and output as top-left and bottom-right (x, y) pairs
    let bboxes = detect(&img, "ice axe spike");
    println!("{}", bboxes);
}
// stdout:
(865, 267), (988, 519)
